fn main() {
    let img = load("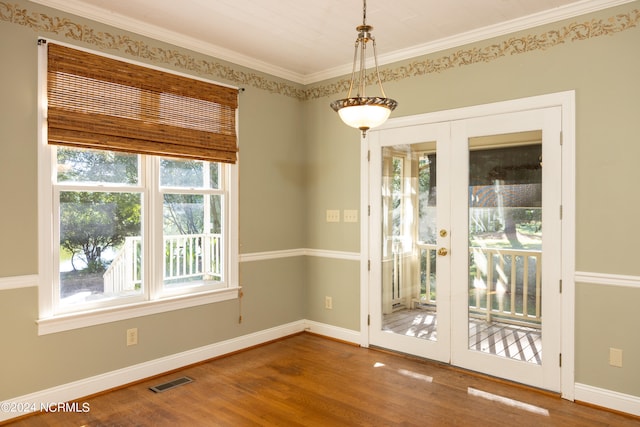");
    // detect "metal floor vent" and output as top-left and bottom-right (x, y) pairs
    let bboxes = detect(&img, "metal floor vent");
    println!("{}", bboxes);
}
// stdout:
(149, 376), (193, 393)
